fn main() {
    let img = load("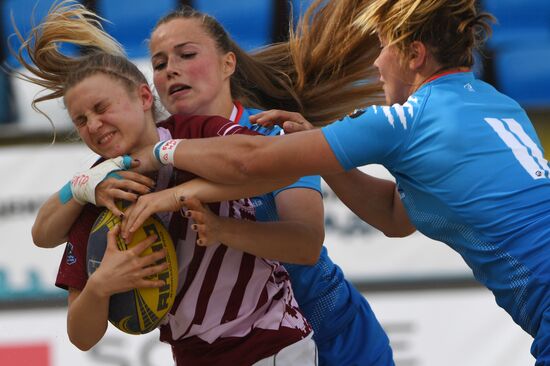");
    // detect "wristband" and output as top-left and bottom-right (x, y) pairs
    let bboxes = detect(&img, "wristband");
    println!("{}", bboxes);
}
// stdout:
(154, 139), (183, 165)
(58, 155), (132, 205)
(58, 182), (74, 204)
